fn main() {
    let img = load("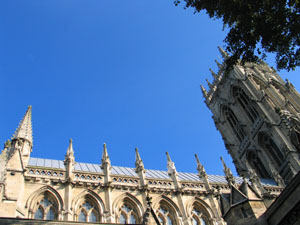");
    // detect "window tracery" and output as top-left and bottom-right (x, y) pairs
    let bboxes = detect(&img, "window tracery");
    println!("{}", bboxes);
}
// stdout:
(33, 194), (58, 220)
(117, 202), (138, 224)
(222, 105), (246, 141)
(233, 86), (259, 123)
(258, 132), (284, 167)
(75, 197), (100, 222)
(246, 150), (270, 178)
(190, 204), (210, 225)
(156, 204), (176, 225)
